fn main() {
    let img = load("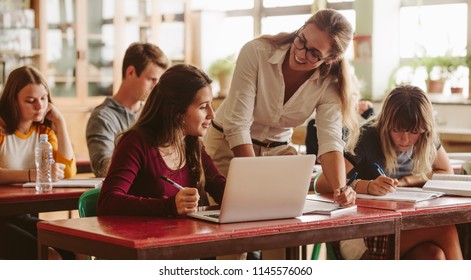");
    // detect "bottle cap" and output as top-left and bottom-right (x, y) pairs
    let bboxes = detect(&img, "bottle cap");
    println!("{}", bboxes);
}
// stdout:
(39, 134), (48, 142)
